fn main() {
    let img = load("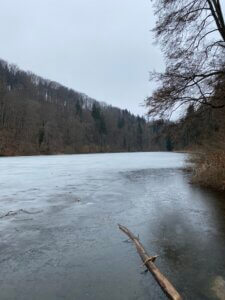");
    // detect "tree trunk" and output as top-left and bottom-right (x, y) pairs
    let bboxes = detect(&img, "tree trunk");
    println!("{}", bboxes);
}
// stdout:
(118, 224), (182, 300)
